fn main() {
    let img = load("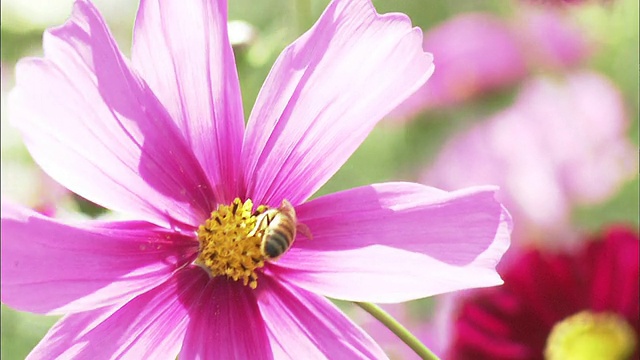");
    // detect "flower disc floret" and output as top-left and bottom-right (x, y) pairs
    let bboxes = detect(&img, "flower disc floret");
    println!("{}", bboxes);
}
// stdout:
(545, 311), (637, 360)
(196, 198), (269, 289)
